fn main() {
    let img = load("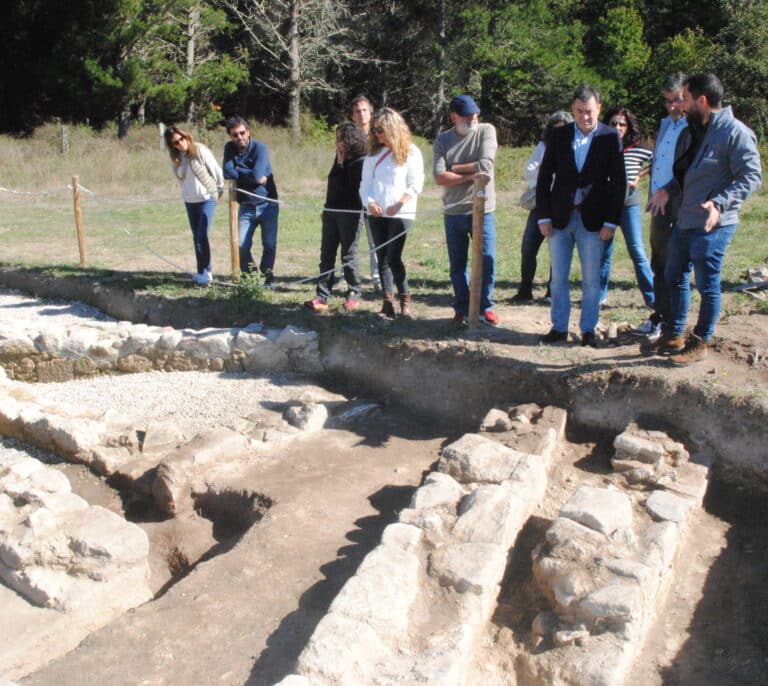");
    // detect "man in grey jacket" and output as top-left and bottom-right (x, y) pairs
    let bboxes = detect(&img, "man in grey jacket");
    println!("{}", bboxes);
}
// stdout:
(645, 73), (762, 365)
